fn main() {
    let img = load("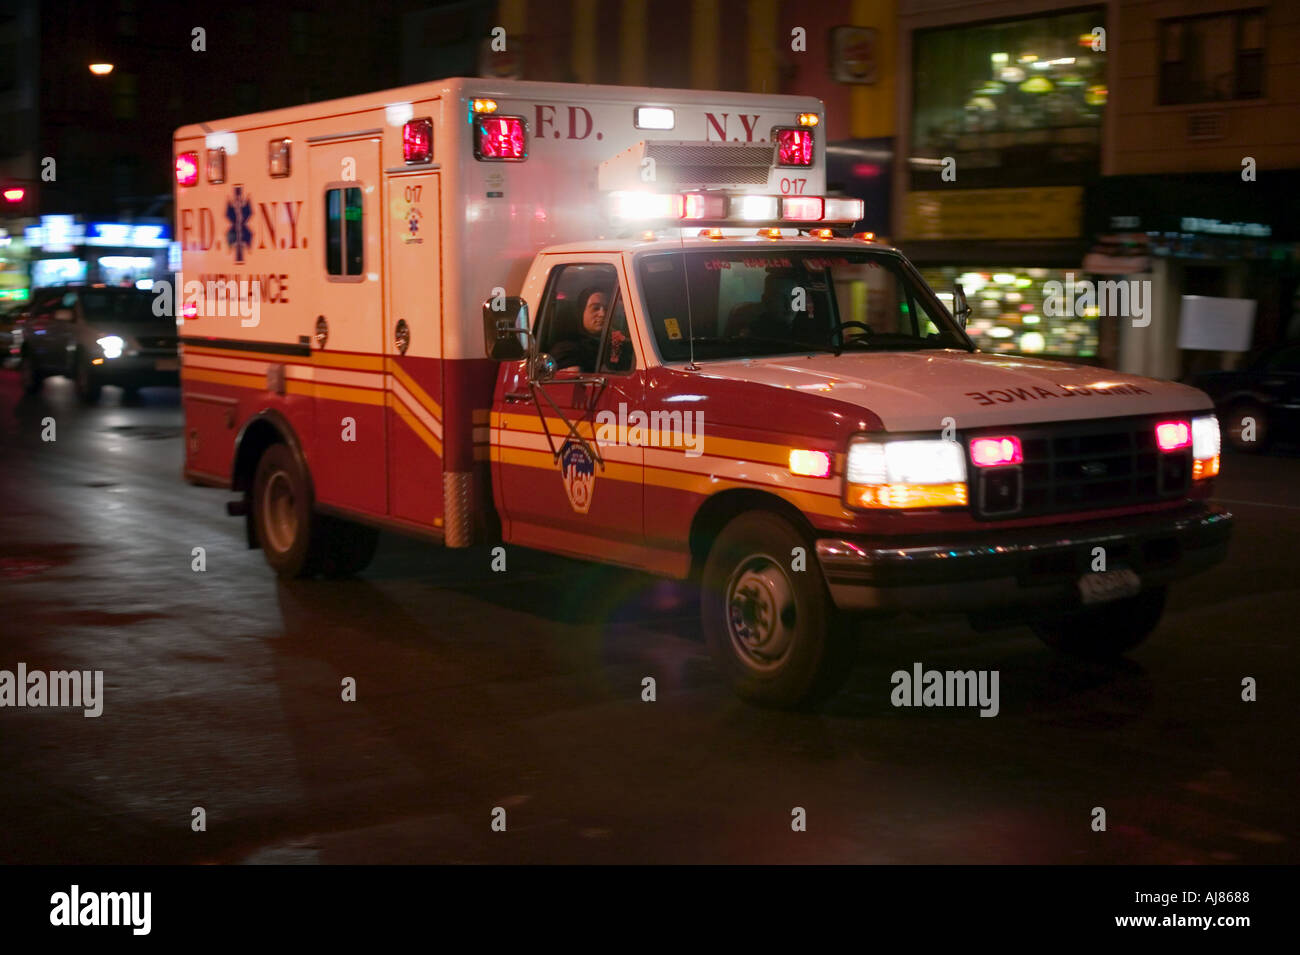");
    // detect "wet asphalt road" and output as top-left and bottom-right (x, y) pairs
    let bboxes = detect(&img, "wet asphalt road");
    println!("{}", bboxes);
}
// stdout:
(1, 368), (1296, 865)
